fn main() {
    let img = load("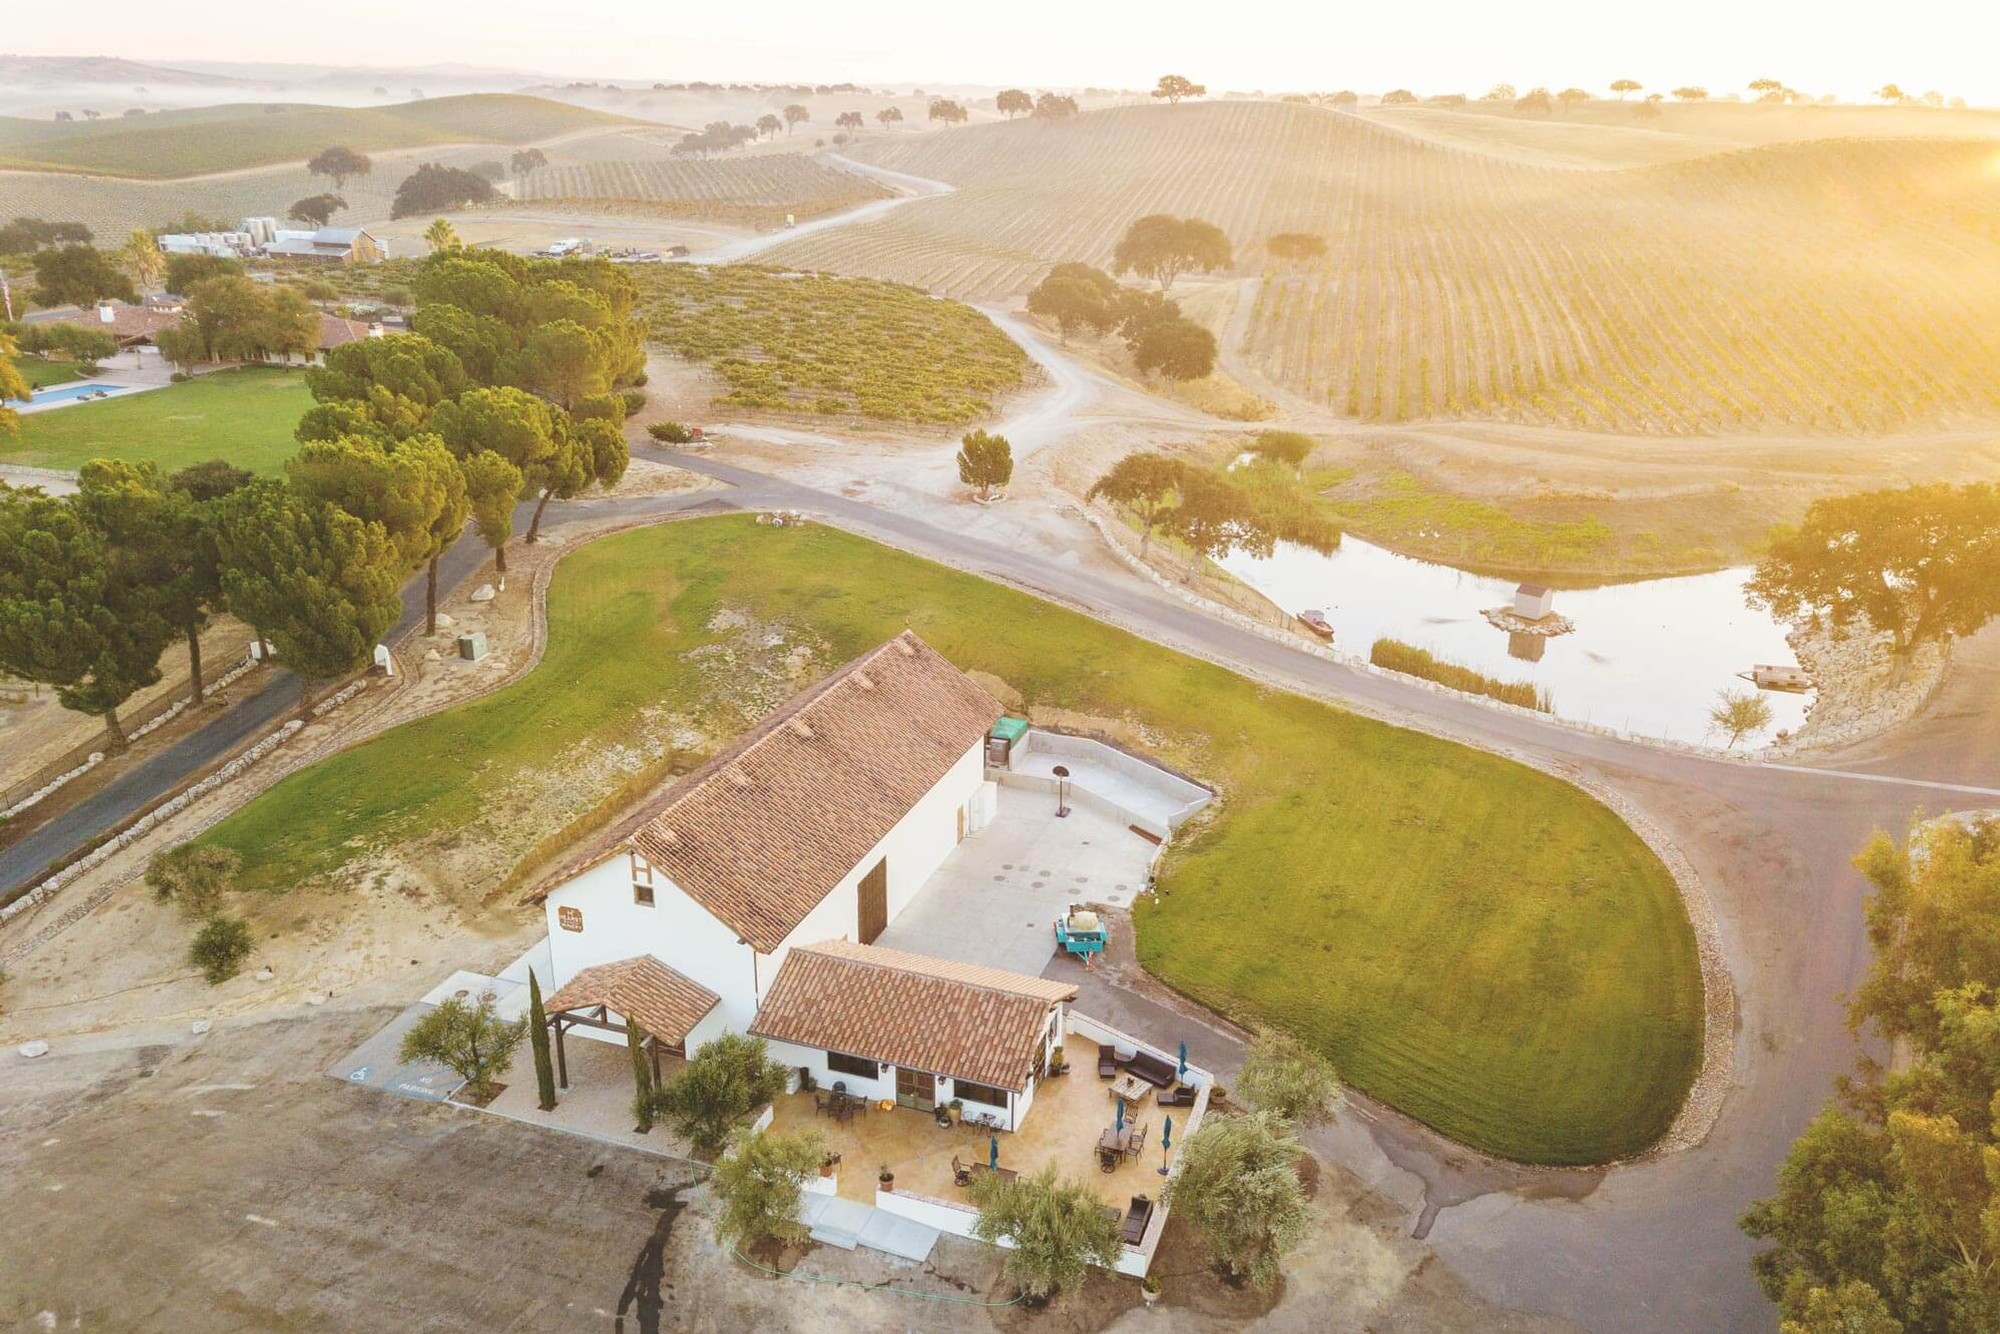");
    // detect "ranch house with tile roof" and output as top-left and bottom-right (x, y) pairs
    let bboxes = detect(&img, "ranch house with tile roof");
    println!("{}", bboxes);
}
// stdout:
(526, 630), (1002, 1054)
